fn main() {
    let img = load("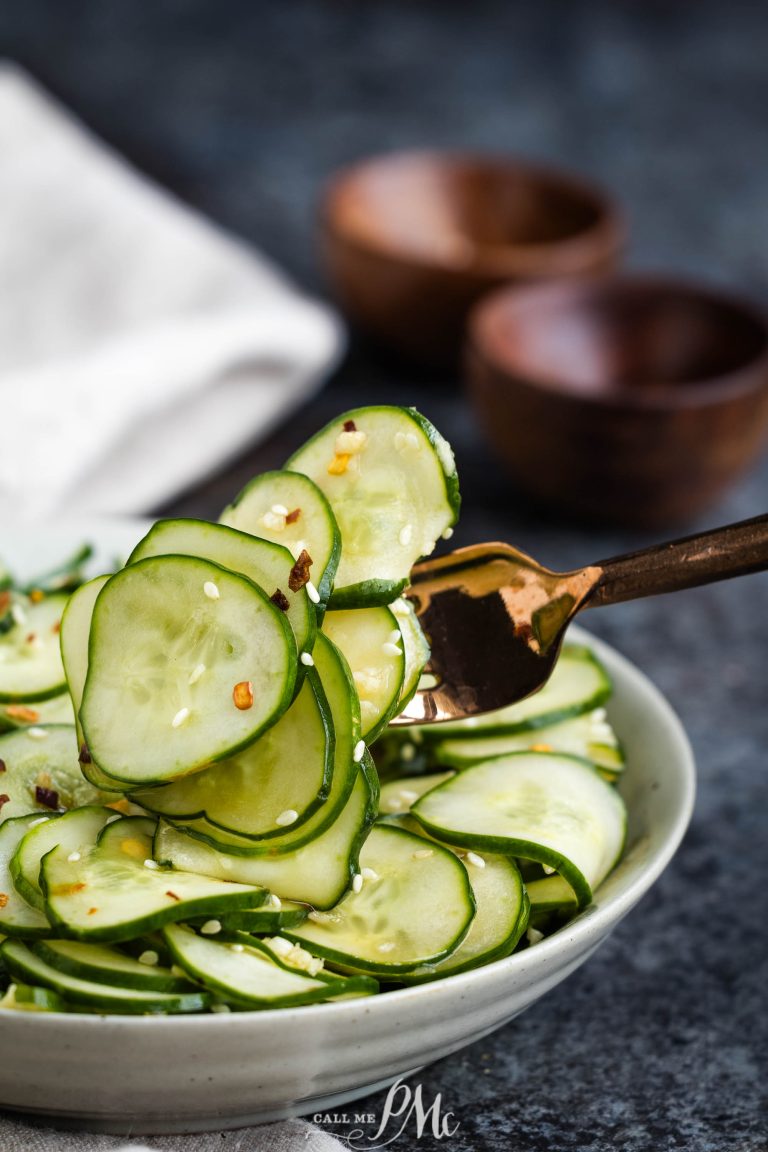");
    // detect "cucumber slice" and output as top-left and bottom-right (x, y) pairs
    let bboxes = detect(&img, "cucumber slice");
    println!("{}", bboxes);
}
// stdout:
(80, 555), (297, 786)
(155, 754), (378, 910)
(0, 940), (210, 1014)
(0, 981), (66, 1012)
(412, 752), (627, 908)
(0, 593), (68, 702)
(133, 668), (332, 841)
(432, 710), (624, 775)
(286, 407), (460, 606)
(163, 924), (377, 1008)
(401, 853), (528, 982)
(0, 724), (104, 824)
(0, 815), (52, 937)
(0, 694), (75, 734)
(525, 874), (579, 914)
(187, 901), (309, 935)
(220, 470), (341, 614)
(42, 814), (270, 942)
(128, 519), (316, 667)
(11, 806), (109, 911)
(378, 772), (455, 816)
(322, 606), (405, 741)
(32, 939), (197, 992)
(284, 822), (475, 975)
(421, 645), (611, 740)
(391, 597), (430, 711)
(59, 575), (109, 746)
(170, 633), (360, 857)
